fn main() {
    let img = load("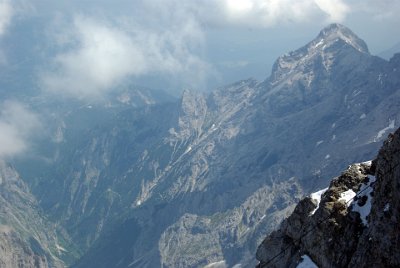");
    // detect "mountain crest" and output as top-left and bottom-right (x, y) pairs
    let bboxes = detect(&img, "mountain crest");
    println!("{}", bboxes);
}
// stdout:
(269, 23), (370, 85)
(315, 23), (369, 54)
